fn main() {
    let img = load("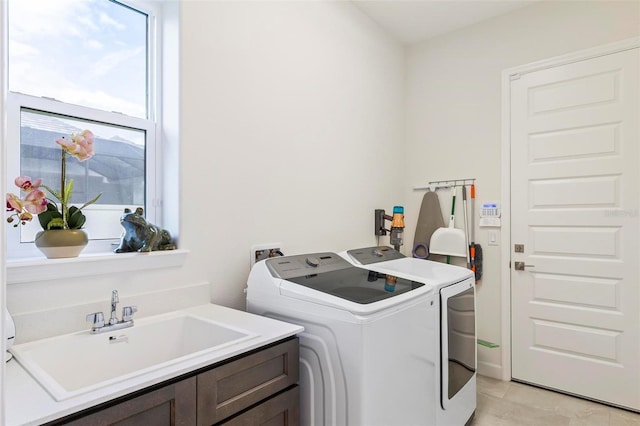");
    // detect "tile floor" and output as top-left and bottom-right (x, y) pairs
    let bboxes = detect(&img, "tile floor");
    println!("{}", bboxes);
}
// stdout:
(471, 375), (640, 426)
